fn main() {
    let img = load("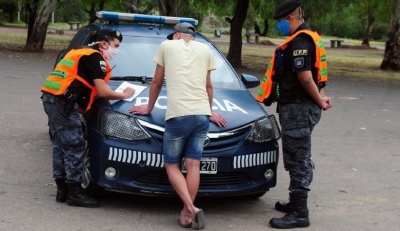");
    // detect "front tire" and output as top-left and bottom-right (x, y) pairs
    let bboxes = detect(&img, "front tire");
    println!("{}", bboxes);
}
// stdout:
(82, 147), (105, 198)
